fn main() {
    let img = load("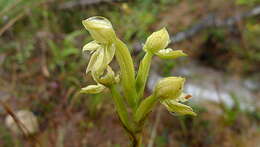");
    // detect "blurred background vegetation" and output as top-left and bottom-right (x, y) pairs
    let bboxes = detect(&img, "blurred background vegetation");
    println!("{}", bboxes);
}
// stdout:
(0, 0), (260, 146)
